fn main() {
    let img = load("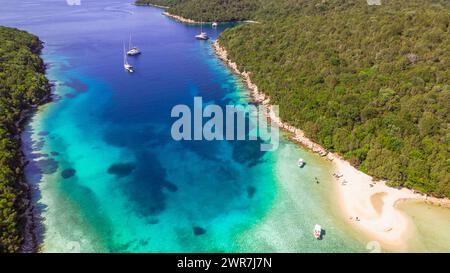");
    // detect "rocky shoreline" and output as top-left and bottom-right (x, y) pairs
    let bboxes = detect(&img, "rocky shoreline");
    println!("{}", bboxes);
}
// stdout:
(18, 92), (52, 253)
(162, 11), (203, 24)
(16, 47), (52, 253)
